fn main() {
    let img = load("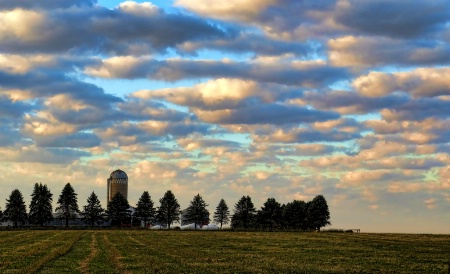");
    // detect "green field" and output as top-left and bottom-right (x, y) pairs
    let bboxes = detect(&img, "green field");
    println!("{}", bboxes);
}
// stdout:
(0, 230), (448, 273)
